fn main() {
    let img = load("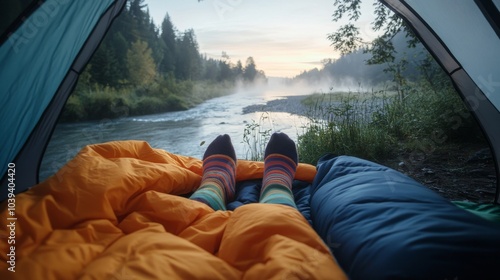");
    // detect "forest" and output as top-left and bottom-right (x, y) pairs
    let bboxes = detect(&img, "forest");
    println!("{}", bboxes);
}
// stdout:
(291, 32), (426, 87)
(62, 0), (266, 122)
